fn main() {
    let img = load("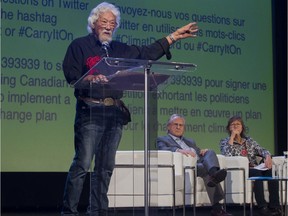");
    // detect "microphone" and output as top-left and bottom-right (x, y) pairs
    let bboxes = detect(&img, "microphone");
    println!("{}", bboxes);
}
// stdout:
(102, 41), (110, 57)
